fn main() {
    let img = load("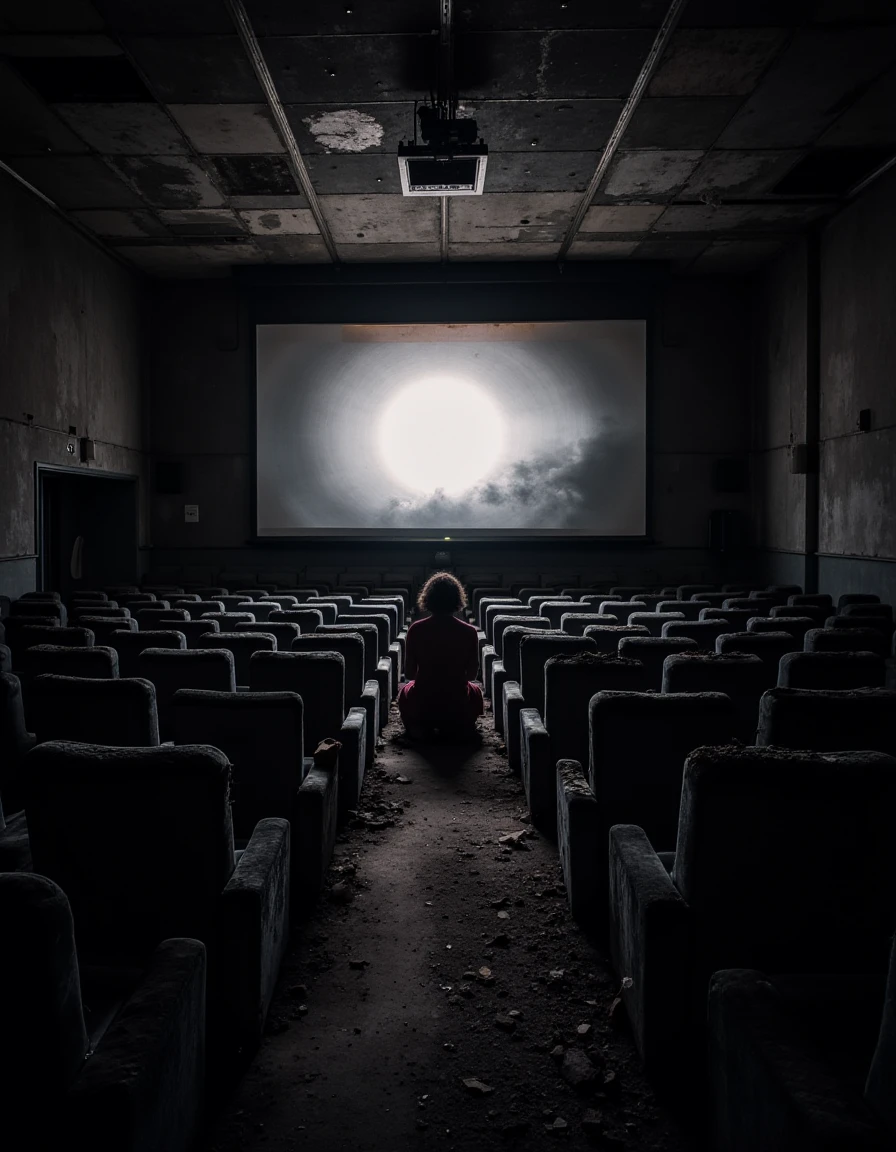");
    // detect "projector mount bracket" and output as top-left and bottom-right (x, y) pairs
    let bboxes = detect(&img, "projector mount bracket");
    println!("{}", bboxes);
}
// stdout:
(398, 0), (488, 197)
